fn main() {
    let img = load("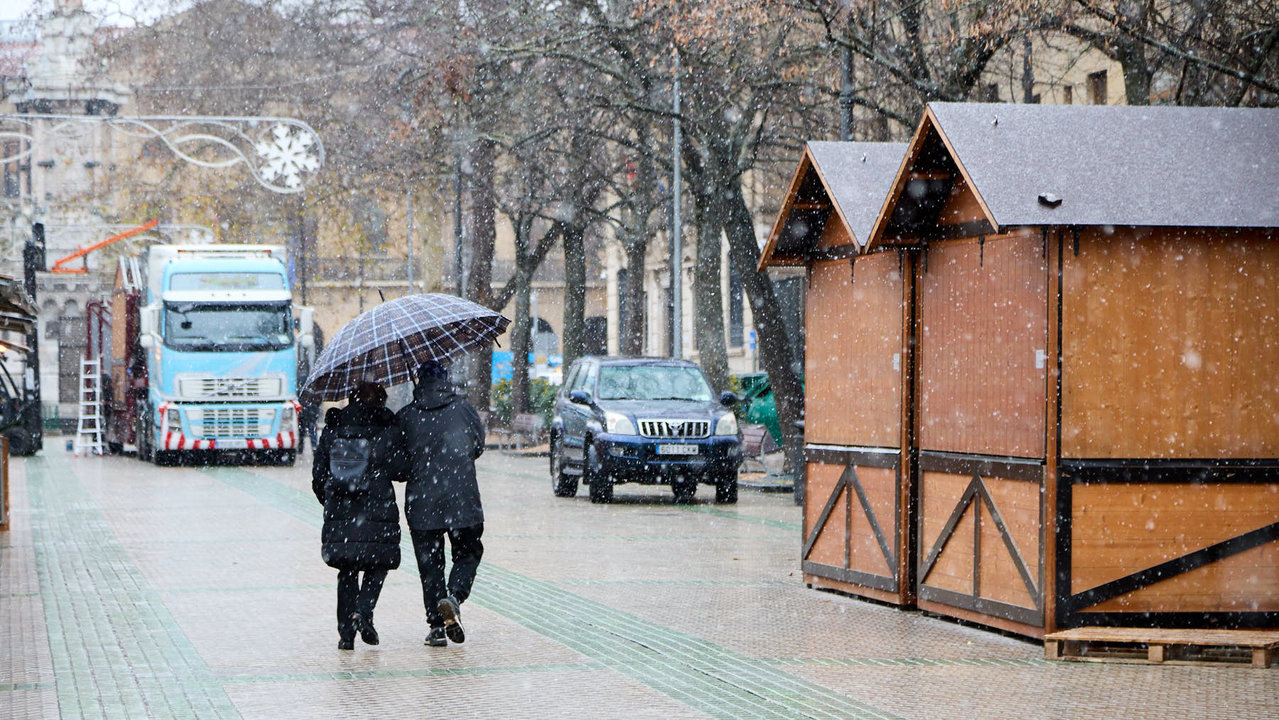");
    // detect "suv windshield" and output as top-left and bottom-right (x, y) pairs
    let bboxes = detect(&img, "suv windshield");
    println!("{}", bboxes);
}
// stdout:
(596, 365), (713, 402)
(164, 302), (294, 352)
